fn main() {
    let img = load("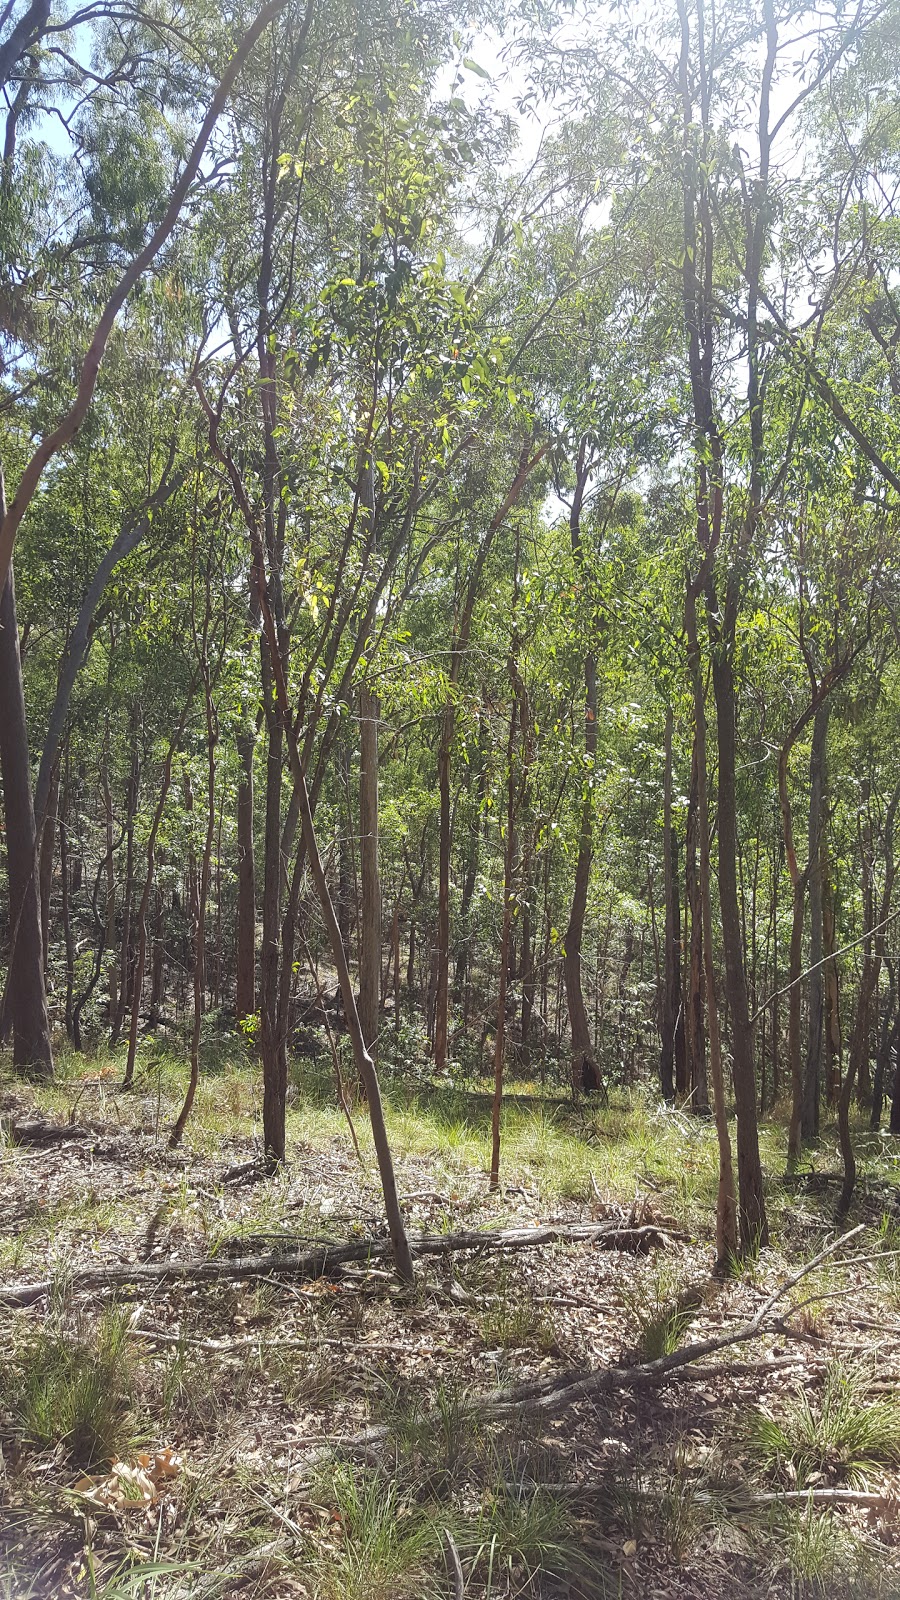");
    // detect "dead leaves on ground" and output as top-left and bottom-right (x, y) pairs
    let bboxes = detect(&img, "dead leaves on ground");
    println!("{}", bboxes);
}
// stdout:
(72, 1447), (182, 1516)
